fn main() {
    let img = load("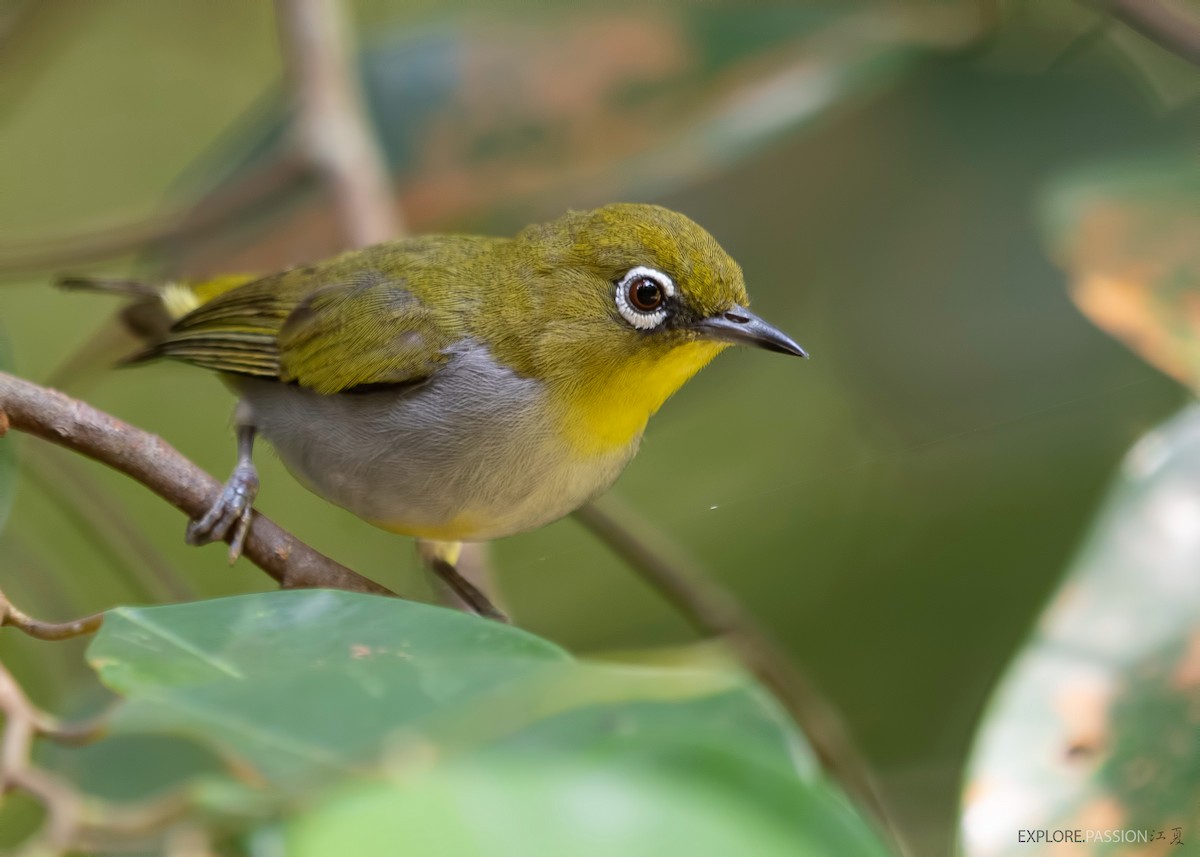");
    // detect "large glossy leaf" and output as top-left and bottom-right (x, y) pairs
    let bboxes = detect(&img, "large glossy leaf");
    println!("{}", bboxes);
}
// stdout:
(87, 590), (816, 787)
(960, 405), (1200, 856)
(87, 591), (889, 852)
(286, 754), (889, 857)
(89, 591), (569, 784)
(481, 667), (816, 782)
(1042, 156), (1200, 392)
